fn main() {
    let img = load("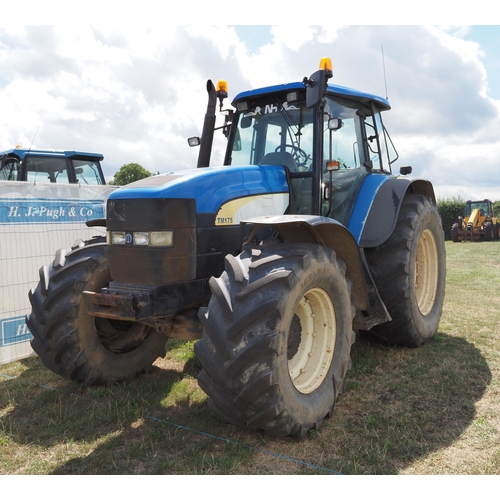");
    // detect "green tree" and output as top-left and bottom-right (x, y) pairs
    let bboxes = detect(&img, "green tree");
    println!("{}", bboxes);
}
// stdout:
(109, 163), (152, 186)
(493, 200), (500, 218)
